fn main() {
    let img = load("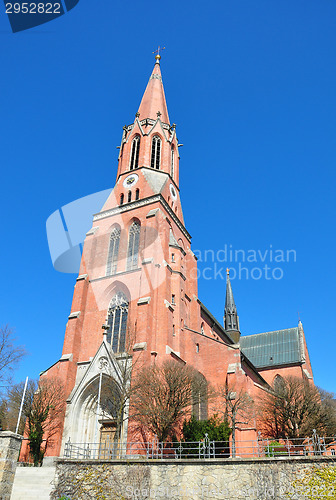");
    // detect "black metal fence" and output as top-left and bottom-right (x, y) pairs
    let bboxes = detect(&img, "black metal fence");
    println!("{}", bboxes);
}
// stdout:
(63, 430), (336, 460)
